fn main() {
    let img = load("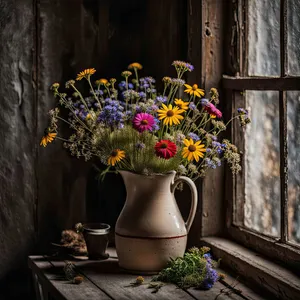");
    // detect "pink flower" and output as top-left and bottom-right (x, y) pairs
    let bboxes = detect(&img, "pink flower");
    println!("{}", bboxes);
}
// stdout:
(133, 113), (155, 132)
(205, 103), (222, 118)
